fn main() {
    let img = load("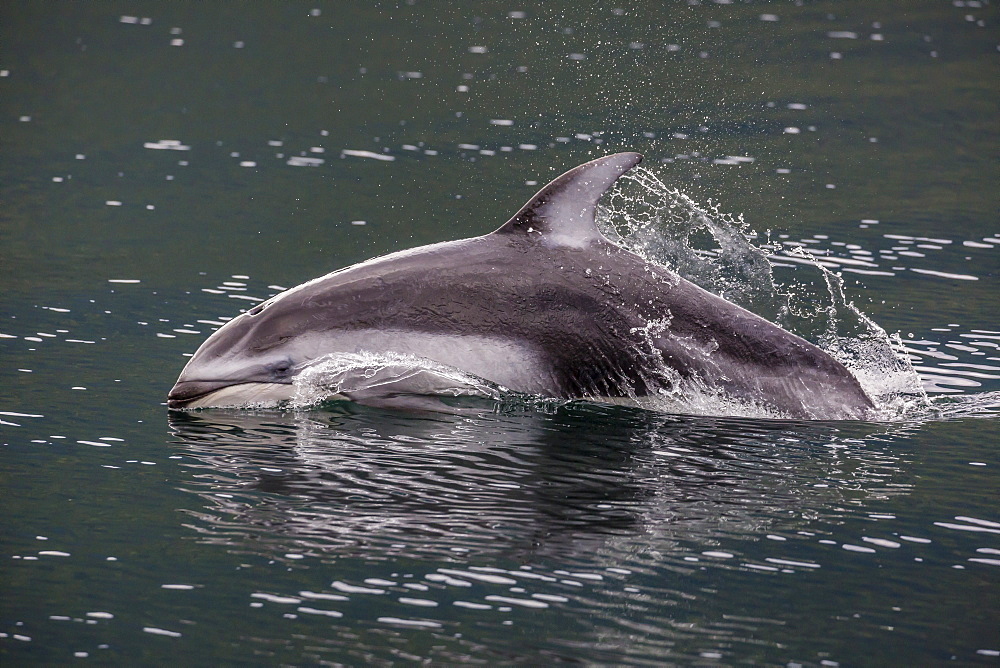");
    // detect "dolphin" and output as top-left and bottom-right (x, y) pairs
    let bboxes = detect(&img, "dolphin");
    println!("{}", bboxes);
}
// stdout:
(167, 152), (874, 419)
